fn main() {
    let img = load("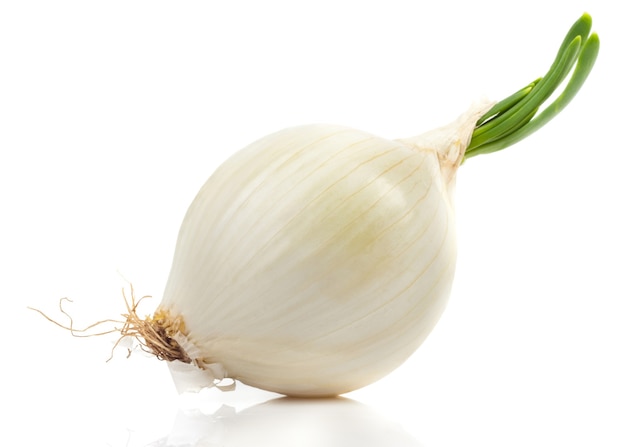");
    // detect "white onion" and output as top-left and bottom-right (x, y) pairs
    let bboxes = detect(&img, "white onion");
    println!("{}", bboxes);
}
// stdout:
(34, 13), (599, 398)
(156, 103), (491, 396)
